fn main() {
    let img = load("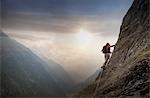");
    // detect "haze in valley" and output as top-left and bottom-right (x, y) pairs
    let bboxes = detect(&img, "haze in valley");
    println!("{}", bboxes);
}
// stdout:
(2, 0), (133, 83)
